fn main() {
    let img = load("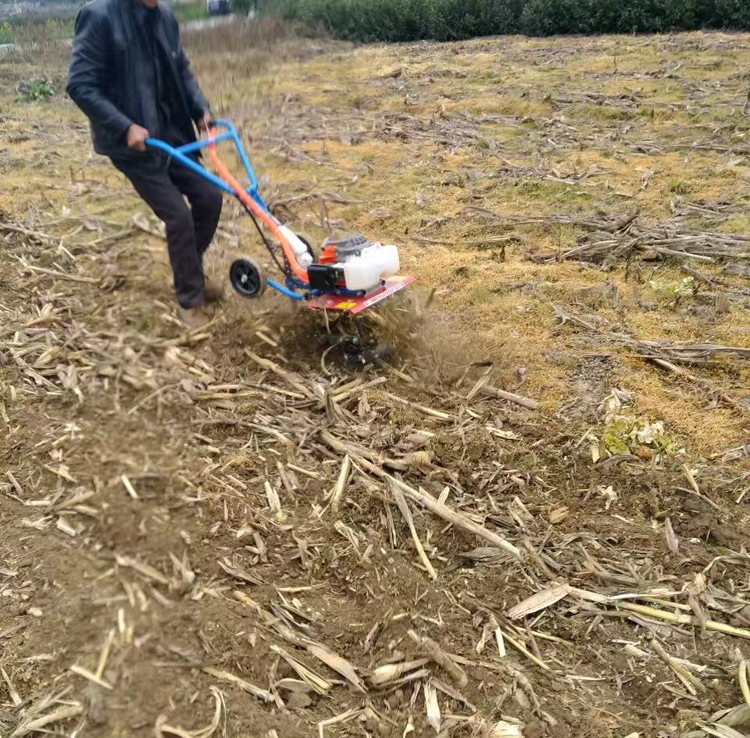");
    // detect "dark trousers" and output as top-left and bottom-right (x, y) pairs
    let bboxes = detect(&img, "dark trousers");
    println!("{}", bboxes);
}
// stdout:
(114, 158), (223, 308)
